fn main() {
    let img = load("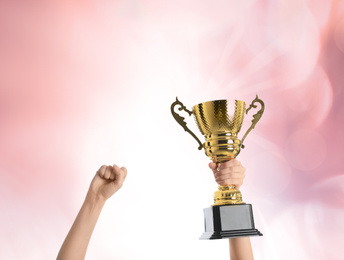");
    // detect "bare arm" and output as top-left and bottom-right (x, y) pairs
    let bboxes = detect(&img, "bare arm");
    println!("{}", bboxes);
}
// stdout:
(57, 164), (127, 260)
(209, 160), (254, 260)
(229, 237), (254, 260)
